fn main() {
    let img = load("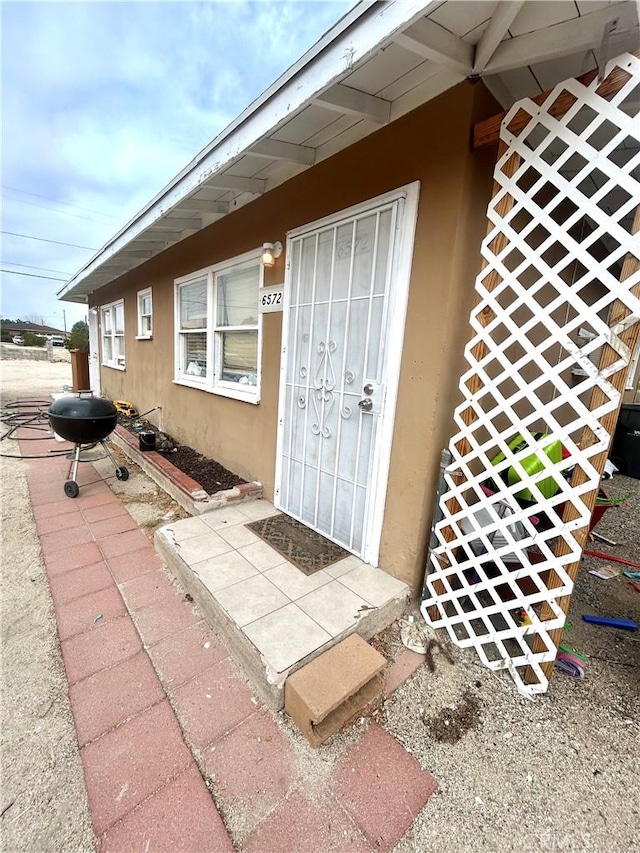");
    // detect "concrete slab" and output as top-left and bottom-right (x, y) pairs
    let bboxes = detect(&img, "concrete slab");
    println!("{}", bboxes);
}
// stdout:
(61, 616), (142, 685)
(147, 620), (229, 689)
(48, 561), (114, 605)
(81, 700), (192, 834)
(106, 546), (163, 583)
(155, 508), (410, 710)
(130, 593), (200, 647)
(332, 722), (438, 851)
(55, 585), (127, 641)
(69, 651), (165, 747)
(242, 788), (372, 853)
(202, 707), (297, 835)
(16, 422), (436, 853)
(100, 766), (233, 853)
(170, 657), (258, 750)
